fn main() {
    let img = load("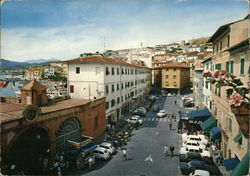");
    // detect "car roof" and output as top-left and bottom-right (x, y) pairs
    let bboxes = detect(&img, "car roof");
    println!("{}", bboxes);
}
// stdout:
(194, 170), (210, 176)
(95, 147), (107, 151)
(189, 160), (205, 166)
(187, 152), (201, 157)
(101, 142), (112, 146)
